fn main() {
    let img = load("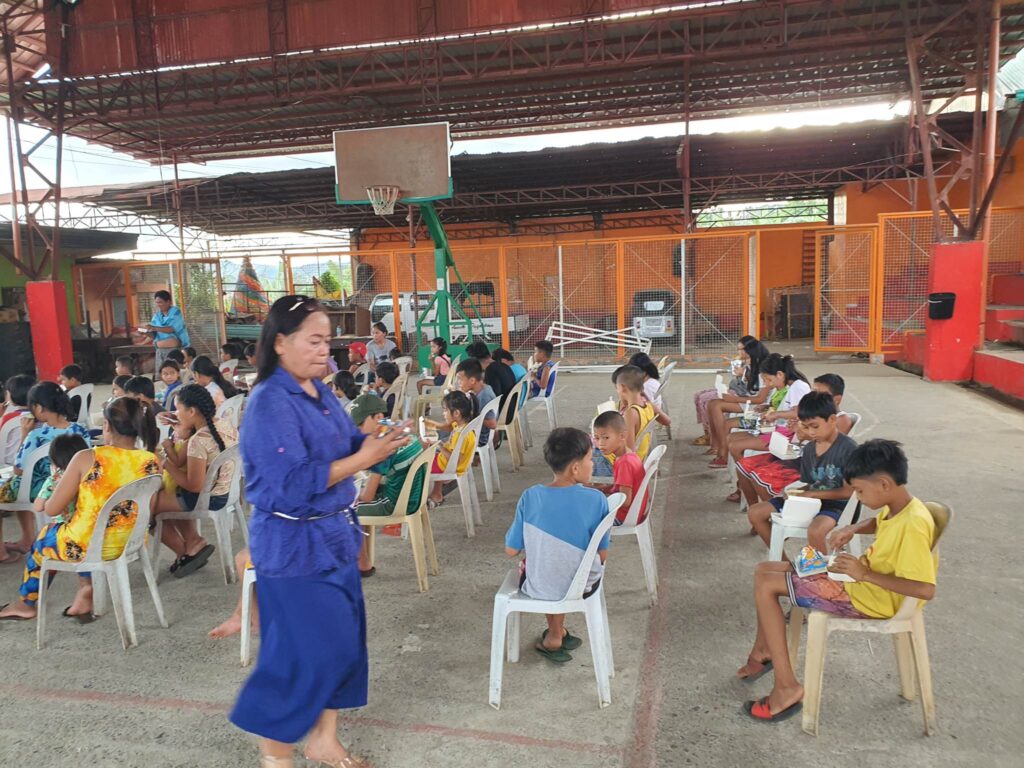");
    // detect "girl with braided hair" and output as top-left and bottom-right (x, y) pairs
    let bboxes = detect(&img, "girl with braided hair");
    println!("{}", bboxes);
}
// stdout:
(154, 384), (238, 579)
